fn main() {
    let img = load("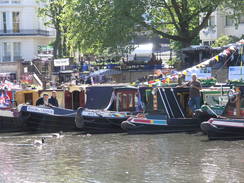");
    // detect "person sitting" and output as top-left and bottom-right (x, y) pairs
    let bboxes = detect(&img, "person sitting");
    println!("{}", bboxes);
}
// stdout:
(36, 94), (49, 106)
(48, 91), (59, 107)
